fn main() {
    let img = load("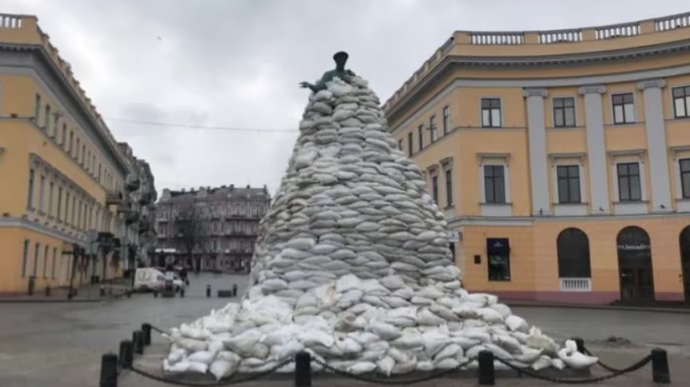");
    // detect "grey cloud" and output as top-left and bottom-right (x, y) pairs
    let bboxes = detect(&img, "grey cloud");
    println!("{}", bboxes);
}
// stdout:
(3, 0), (689, 194)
